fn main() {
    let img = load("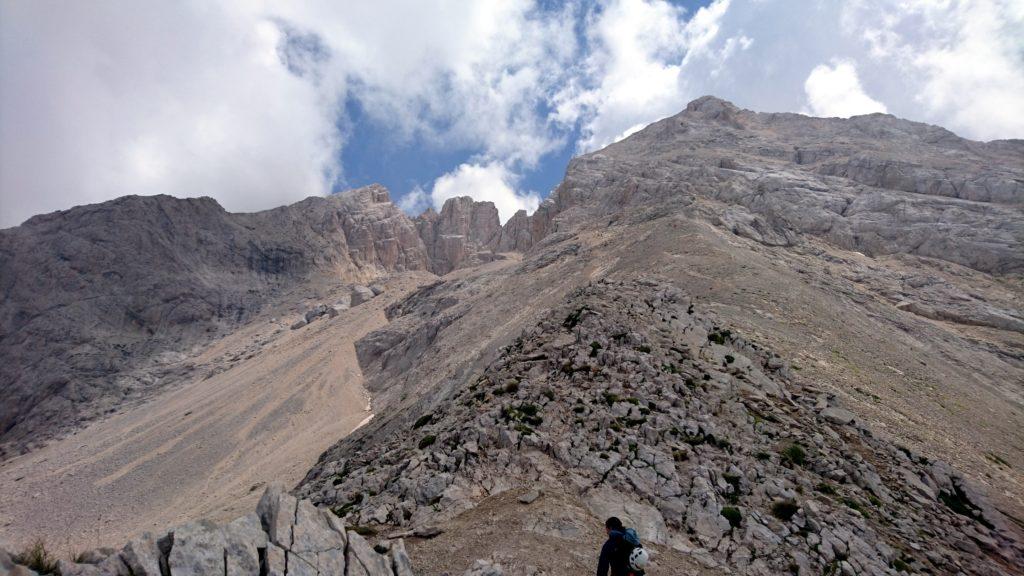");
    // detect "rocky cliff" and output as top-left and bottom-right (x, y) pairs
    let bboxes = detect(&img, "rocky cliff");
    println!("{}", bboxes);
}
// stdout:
(0, 185), (432, 458)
